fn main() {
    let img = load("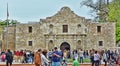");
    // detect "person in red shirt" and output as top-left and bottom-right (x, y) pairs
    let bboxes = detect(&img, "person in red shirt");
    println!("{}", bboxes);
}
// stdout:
(15, 50), (20, 62)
